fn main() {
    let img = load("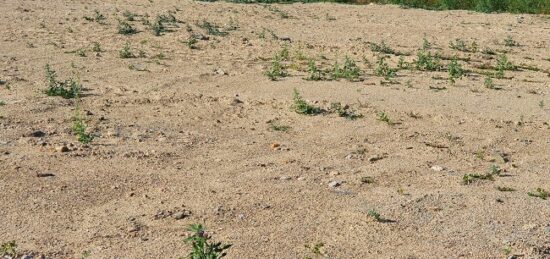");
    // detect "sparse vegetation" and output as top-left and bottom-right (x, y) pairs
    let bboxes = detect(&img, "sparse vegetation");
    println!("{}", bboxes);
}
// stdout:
(367, 208), (383, 222)
(496, 186), (515, 192)
(331, 56), (360, 81)
(185, 224), (231, 259)
(369, 41), (395, 54)
(484, 76), (495, 89)
(292, 88), (322, 115)
(197, 20), (228, 36)
(72, 108), (94, 144)
(265, 54), (287, 80)
(377, 111), (392, 124)
(304, 242), (325, 259)
(119, 43), (135, 58)
(527, 188), (549, 200)
(375, 56), (396, 80)
(449, 38), (477, 52)
(504, 36), (519, 47)
(305, 59), (323, 81)
(447, 57), (464, 83)
(415, 50), (440, 71)
(84, 10), (106, 23)
(331, 102), (362, 120)
(117, 20), (137, 35)
(0, 241), (18, 258)
(495, 54), (515, 78)
(44, 64), (81, 99)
